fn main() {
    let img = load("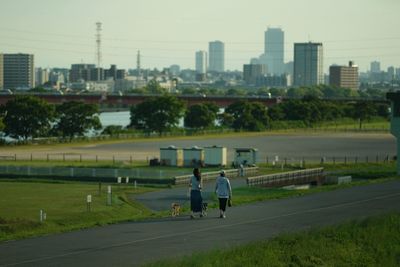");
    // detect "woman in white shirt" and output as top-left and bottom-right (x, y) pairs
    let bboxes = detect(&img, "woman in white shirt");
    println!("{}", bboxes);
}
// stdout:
(215, 170), (232, 218)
